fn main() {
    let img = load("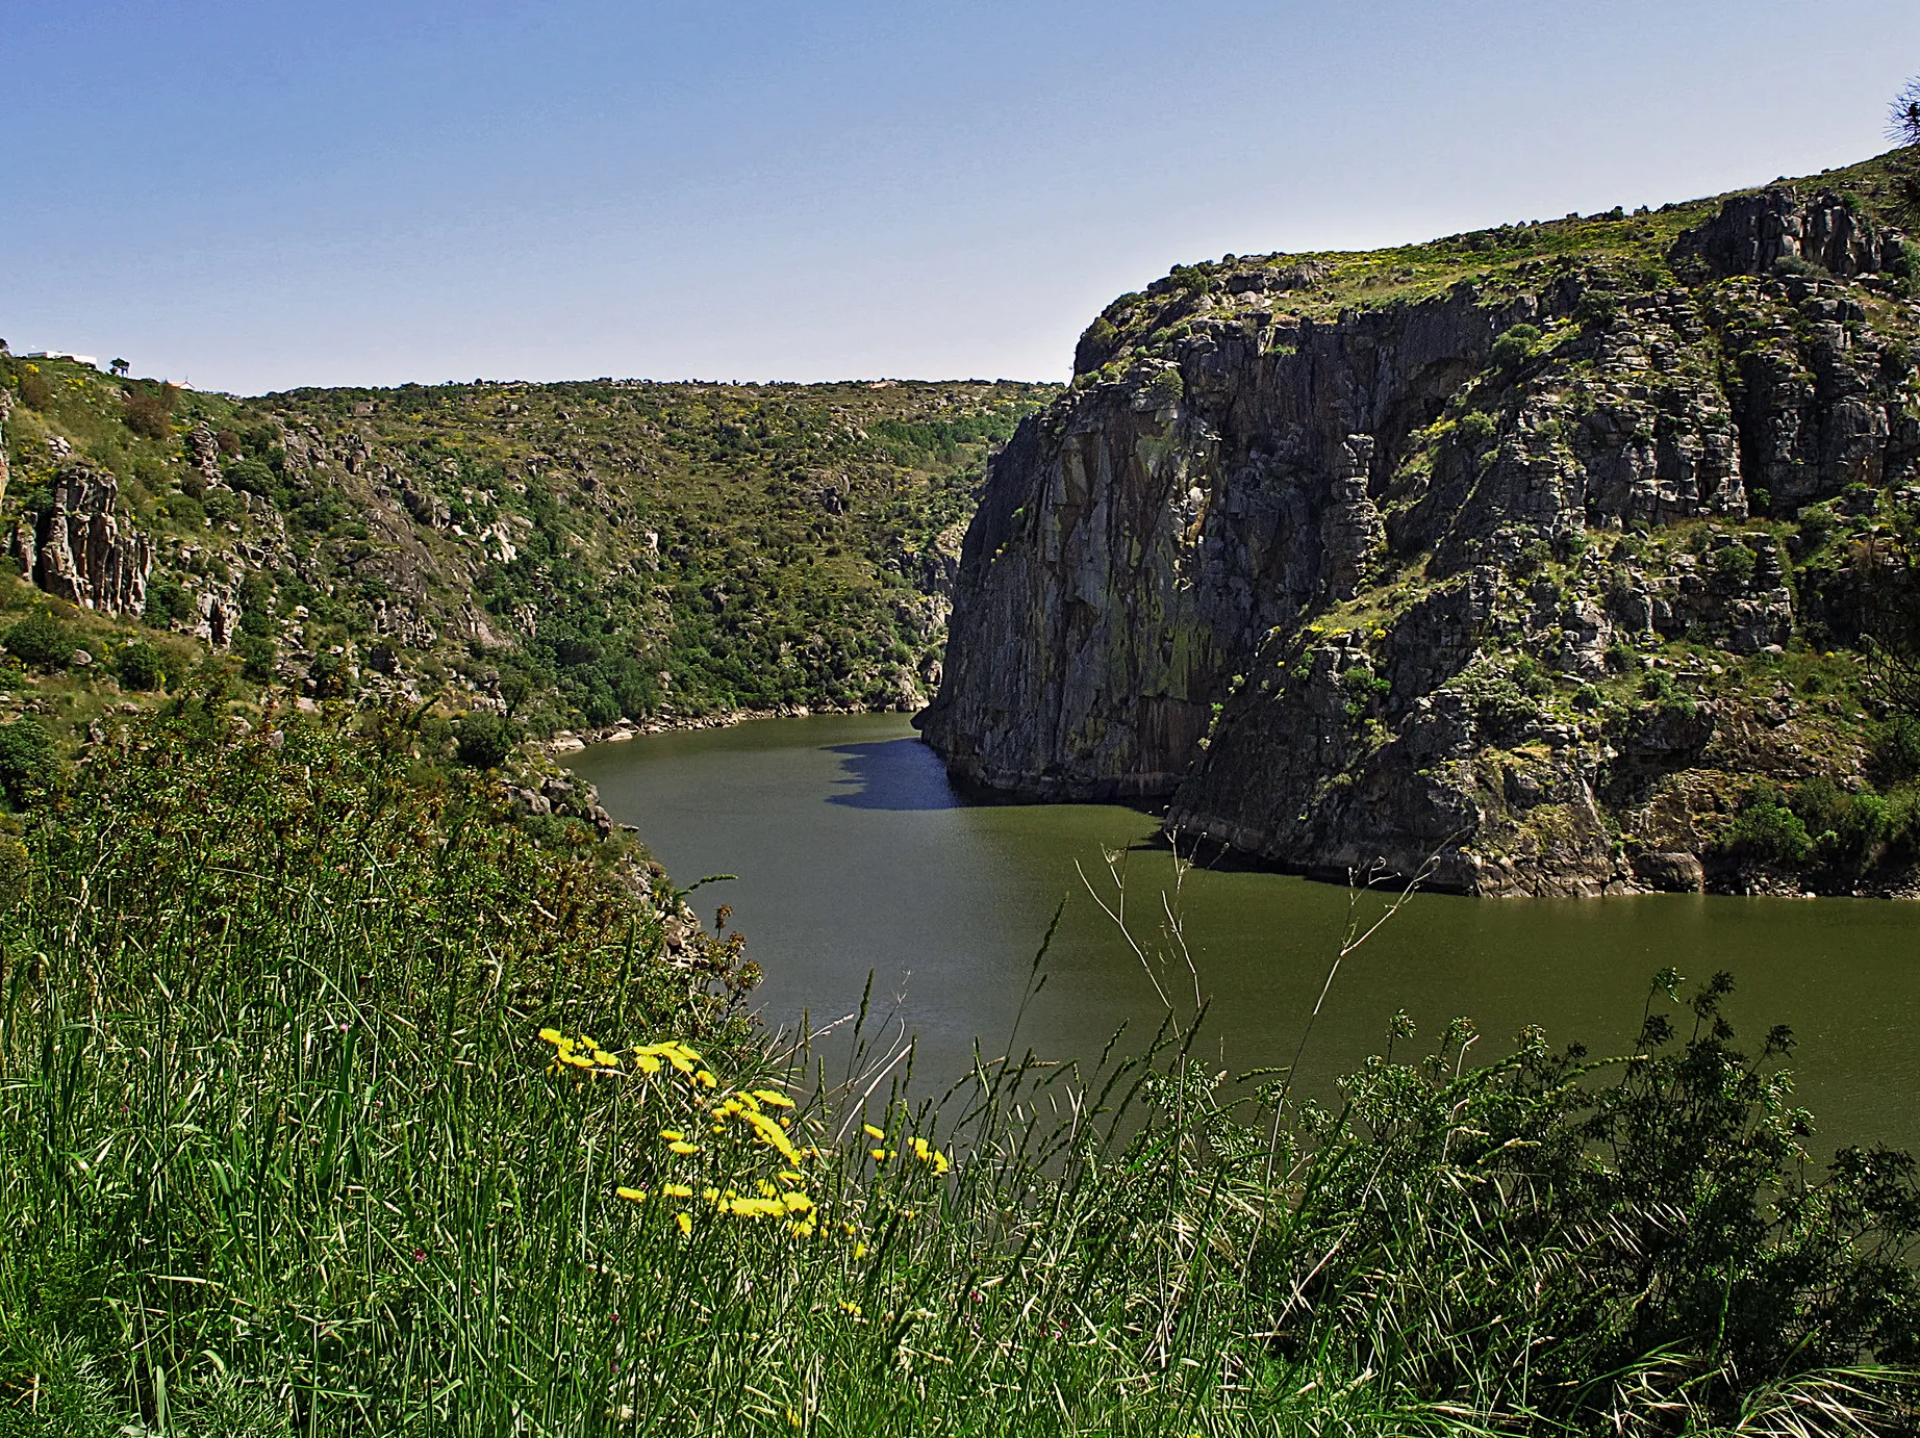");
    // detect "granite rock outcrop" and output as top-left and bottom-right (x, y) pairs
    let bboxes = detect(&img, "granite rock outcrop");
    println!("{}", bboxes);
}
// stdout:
(922, 173), (1920, 894)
